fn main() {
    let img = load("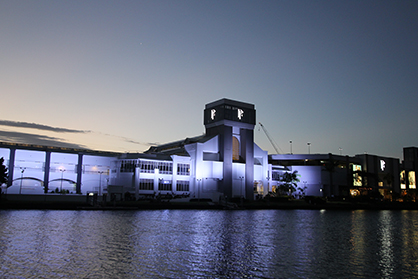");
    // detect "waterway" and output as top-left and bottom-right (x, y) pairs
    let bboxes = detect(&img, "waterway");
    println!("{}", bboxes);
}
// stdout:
(0, 209), (417, 278)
